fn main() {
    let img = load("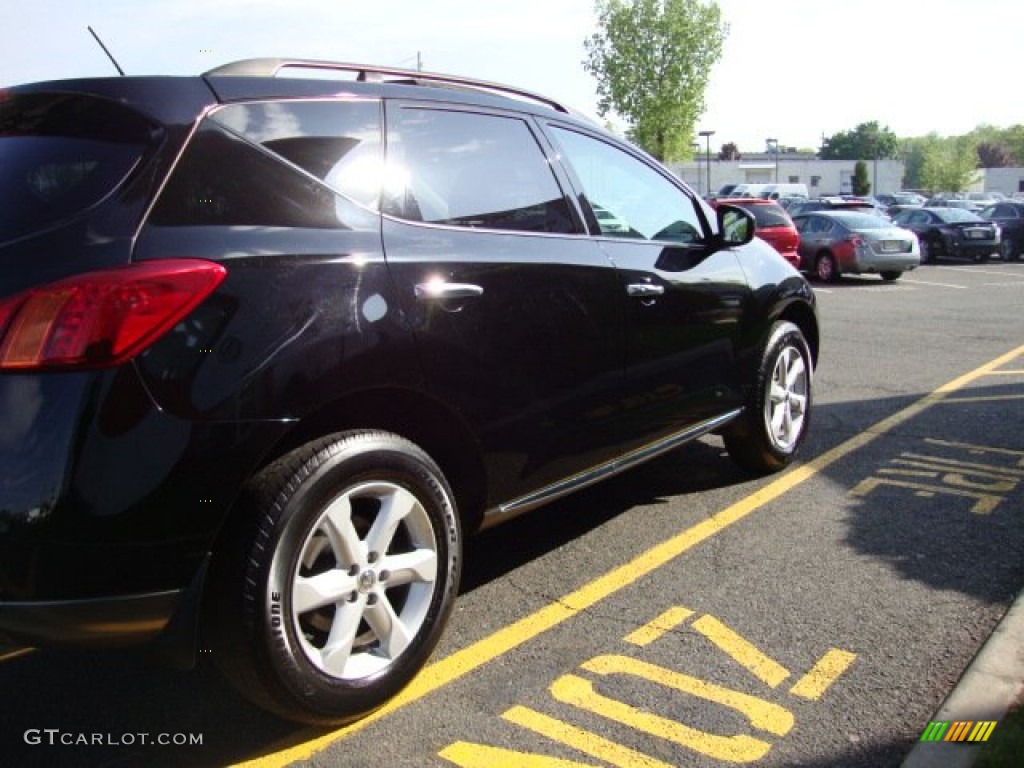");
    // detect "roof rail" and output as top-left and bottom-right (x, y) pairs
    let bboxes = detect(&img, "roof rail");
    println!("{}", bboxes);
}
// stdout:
(202, 58), (571, 115)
